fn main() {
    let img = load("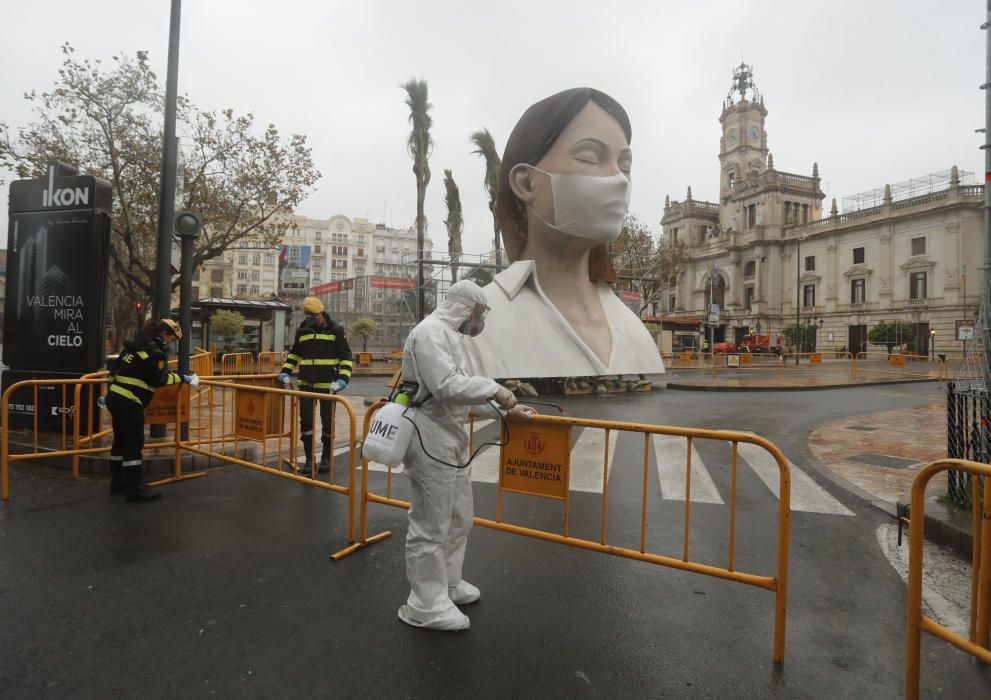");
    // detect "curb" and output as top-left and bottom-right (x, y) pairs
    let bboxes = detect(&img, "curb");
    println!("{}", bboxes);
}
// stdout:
(665, 377), (940, 392)
(895, 498), (974, 559)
